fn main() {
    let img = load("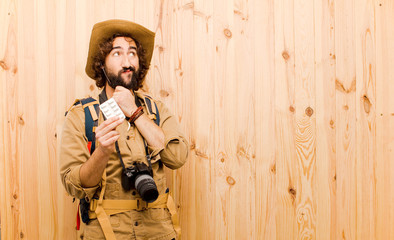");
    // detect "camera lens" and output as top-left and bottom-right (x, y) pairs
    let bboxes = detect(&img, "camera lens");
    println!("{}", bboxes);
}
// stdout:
(134, 174), (159, 203)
